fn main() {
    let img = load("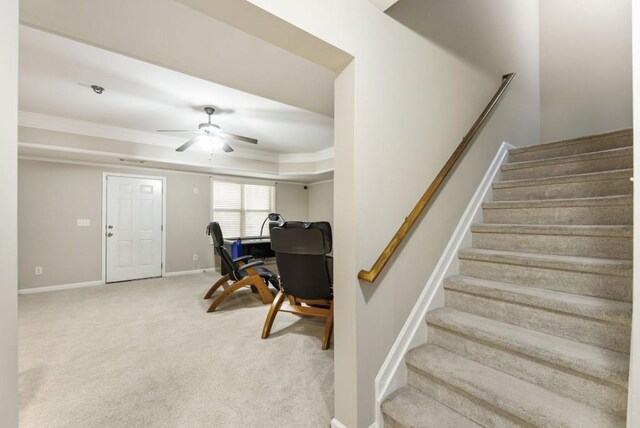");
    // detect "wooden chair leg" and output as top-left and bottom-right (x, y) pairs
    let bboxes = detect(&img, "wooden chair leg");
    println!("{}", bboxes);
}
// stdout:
(207, 277), (253, 312)
(204, 275), (229, 299)
(261, 290), (285, 339)
(252, 275), (275, 304)
(322, 302), (334, 350)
